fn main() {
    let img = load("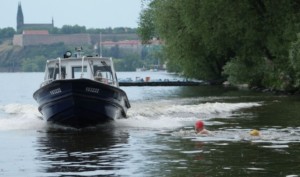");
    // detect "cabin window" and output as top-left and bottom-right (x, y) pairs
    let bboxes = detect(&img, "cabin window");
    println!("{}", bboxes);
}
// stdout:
(93, 65), (114, 83)
(48, 67), (66, 80)
(72, 66), (88, 78)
